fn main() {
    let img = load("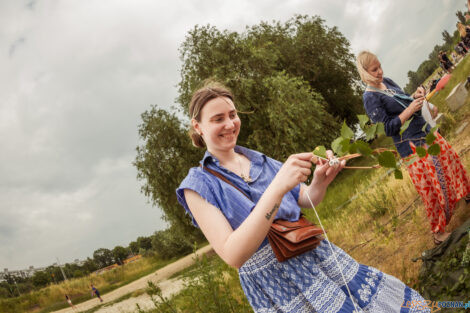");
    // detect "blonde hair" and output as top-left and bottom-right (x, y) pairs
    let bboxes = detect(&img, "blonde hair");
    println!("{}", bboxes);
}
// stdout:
(188, 81), (234, 148)
(356, 51), (382, 86)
